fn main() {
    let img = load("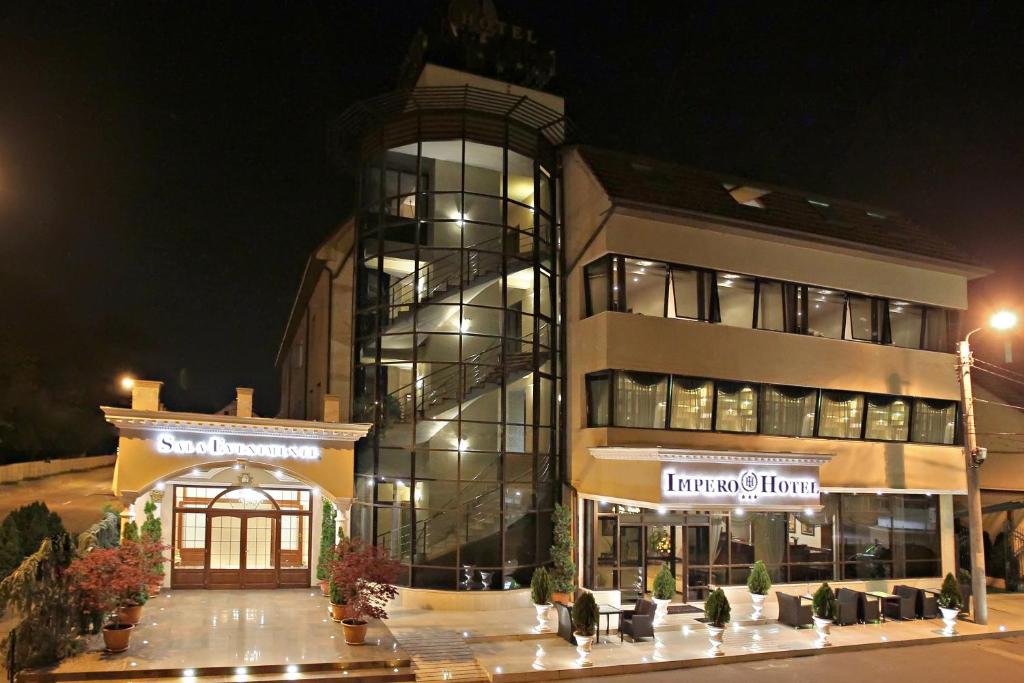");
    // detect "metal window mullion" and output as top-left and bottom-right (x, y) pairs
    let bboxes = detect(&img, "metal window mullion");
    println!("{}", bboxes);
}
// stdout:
(500, 122), (510, 579)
